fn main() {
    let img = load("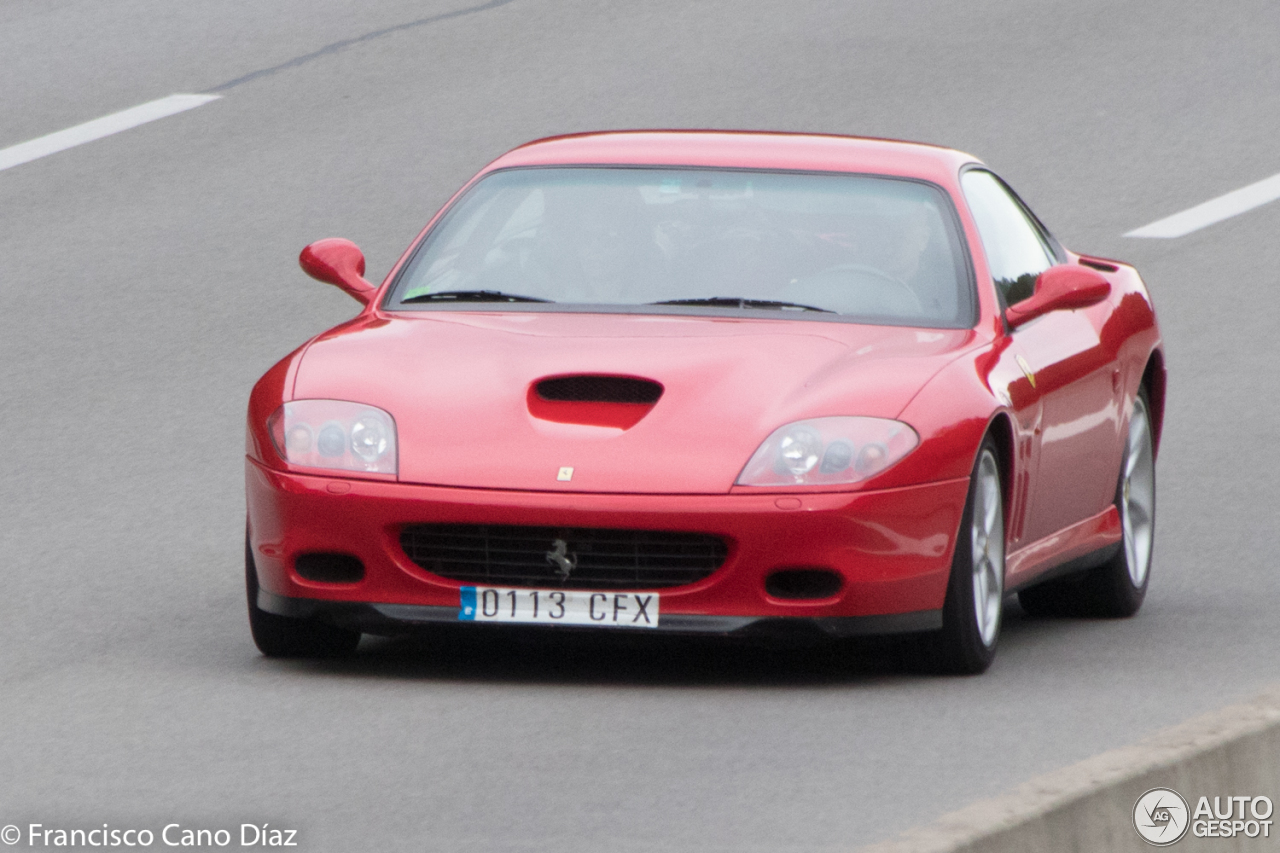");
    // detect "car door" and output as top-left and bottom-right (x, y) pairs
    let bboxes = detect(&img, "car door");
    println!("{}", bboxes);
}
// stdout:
(961, 169), (1120, 547)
